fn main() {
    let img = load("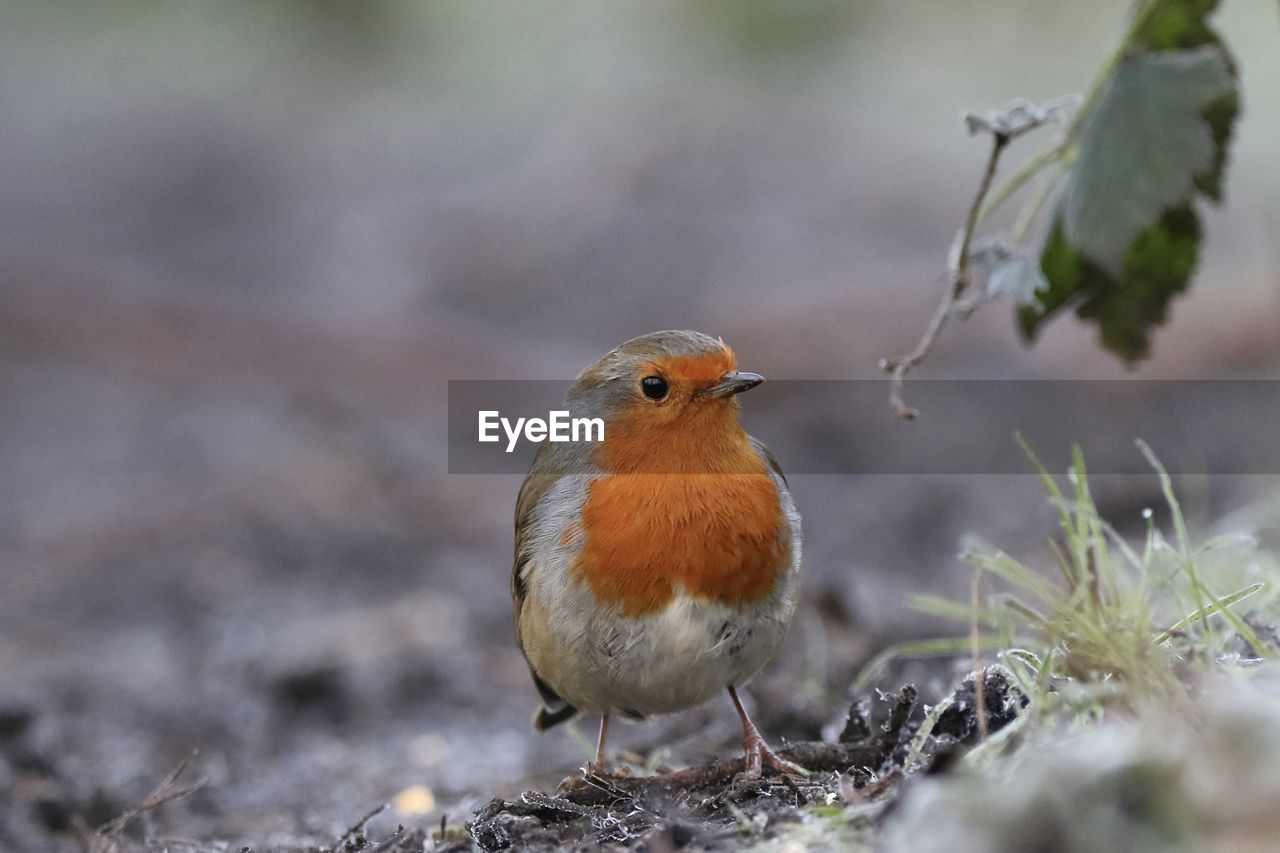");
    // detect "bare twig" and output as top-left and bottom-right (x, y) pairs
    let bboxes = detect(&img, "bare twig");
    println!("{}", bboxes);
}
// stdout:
(92, 751), (206, 853)
(330, 803), (389, 852)
(878, 96), (1077, 419)
(839, 767), (902, 804)
(879, 131), (1009, 419)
